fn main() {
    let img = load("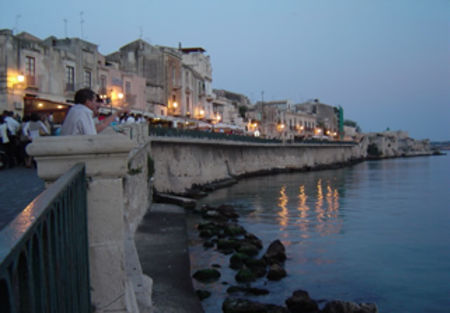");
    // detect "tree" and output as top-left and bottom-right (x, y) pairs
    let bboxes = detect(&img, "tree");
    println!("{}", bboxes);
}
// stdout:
(344, 119), (361, 132)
